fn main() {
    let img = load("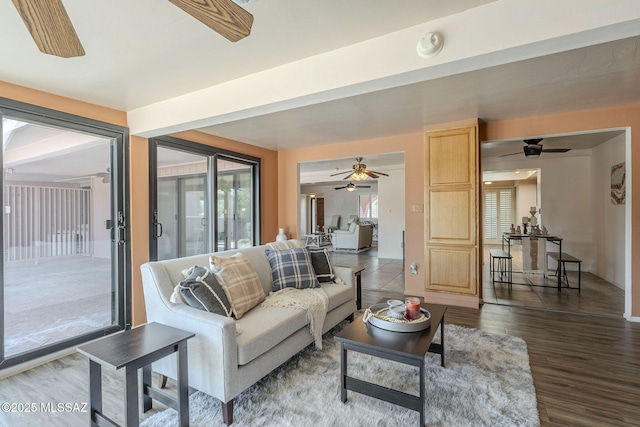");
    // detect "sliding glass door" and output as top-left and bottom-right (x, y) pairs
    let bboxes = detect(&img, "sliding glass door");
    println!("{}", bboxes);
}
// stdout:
(0, 100), (129, 369)
(217, 158), (254, 251)
(150, 136), (259, 261)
